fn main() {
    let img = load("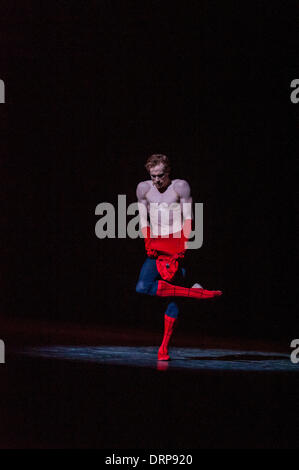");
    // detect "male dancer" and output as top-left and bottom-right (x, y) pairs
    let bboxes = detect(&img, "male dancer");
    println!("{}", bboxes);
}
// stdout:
(136, 154), (222, 361)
